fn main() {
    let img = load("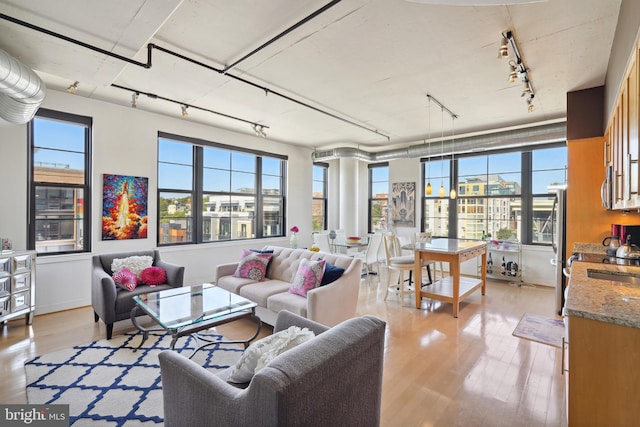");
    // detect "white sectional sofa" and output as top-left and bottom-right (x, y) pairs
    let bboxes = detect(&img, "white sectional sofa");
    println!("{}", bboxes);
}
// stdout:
(215, 246), (363, 326)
